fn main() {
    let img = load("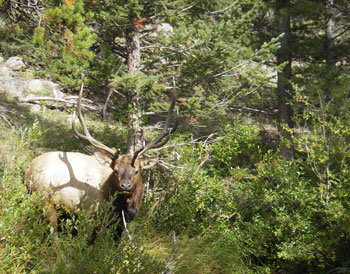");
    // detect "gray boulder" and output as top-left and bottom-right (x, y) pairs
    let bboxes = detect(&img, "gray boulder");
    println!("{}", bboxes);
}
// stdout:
(0, 77), (27, 97)
(5, 57), (25, 71)
(27, 79), (64, 98)
(0, 66), (14, 77)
